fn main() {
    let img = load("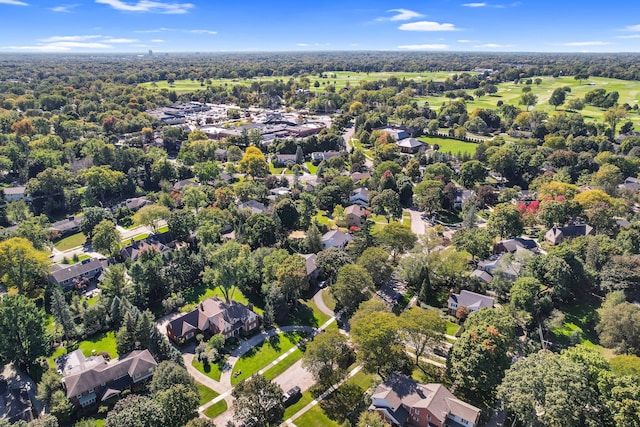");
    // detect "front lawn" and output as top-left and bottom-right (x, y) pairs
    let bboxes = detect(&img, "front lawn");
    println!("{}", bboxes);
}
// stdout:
(204, 399), (228, 418)
(181, 284), (264, 316)
(53, 232), (86, 251)
(305, 162), (318, 174)
(284, 391), (314, 419)
(263, 348), (303, 381)
(196, 382), (219, 405)
(417, 136), (478, 156)
(550, 295), (601, 347)
(231, 332), (307, 385)
(446, 321), (460, 336)
(321, 290), (337, 312)
(295, 405), (339, 427)
(192, 358), (224, 382)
